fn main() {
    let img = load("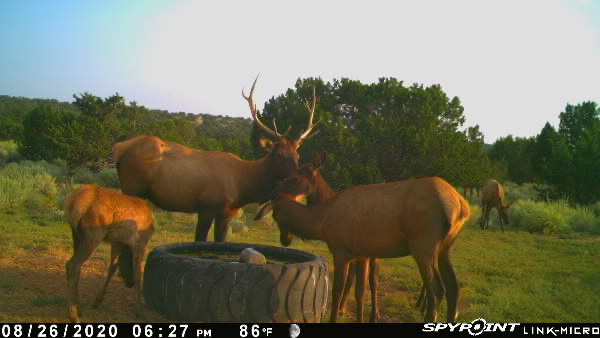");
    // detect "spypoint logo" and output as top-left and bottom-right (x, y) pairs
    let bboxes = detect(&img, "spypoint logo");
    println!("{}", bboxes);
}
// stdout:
(422, 318), (520, 336)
